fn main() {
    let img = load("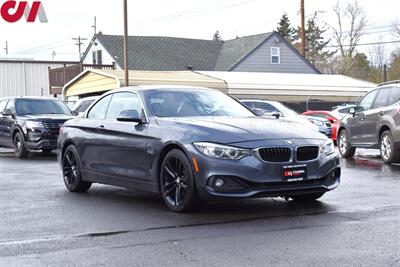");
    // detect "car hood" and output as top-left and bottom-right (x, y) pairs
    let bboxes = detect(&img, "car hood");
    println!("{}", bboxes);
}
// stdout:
(156, 116), (327, 144)
(18, 114), (74, 121)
